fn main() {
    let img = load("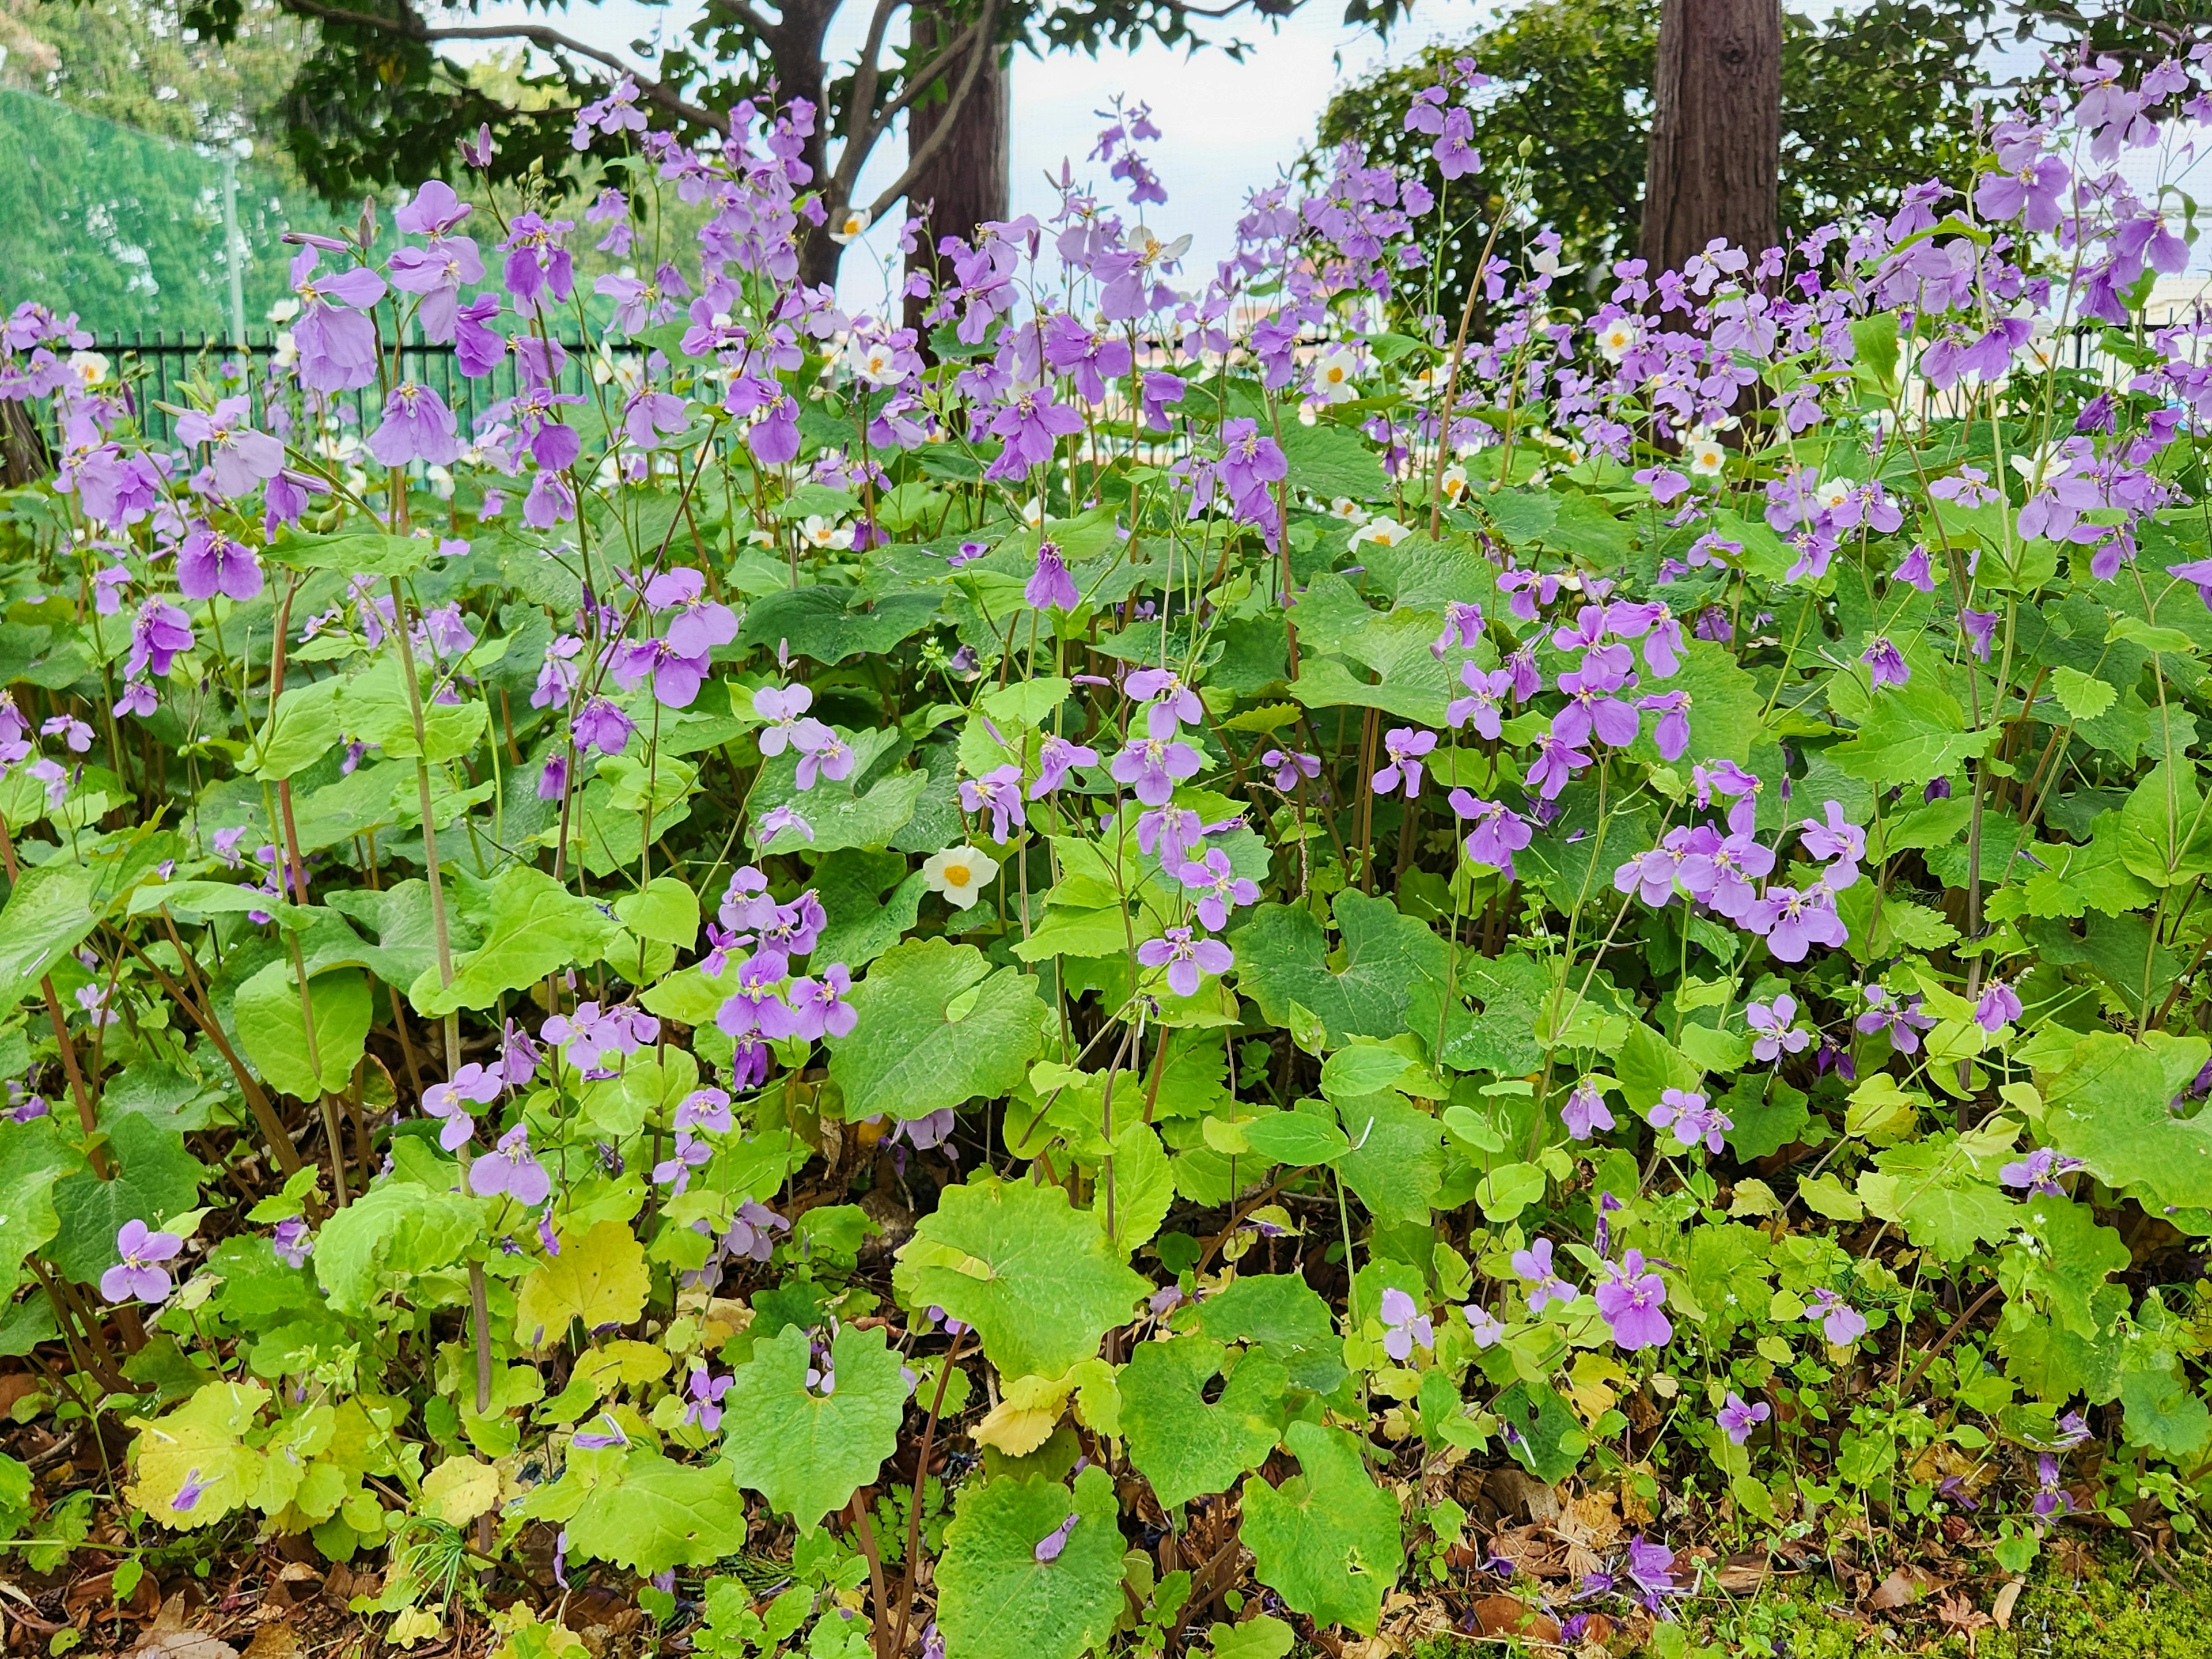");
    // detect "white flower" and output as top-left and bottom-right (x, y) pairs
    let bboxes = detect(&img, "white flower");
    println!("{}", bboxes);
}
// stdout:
(1020, 497), (1046, 529)
(266, 297), (300, 324)
(1311, 346), (1361, 404)
(1349, 516), (1411, 551)
(67, 351), (109, 388)
(1125, 224), (1193, 267)
(1815, 475), (1854, 509)
(1685, 437), (1726, 476)
(1327, 496), (1367, 523)
(846, 339), (900, 386)
(1594, 317), (1639, 363)
(828, 206), (872, 245)
(271, 331), (298, 369)
(922, 846), (999, 910)
(1440, 463), (1469, 503)
(799, 515), (844, 550)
